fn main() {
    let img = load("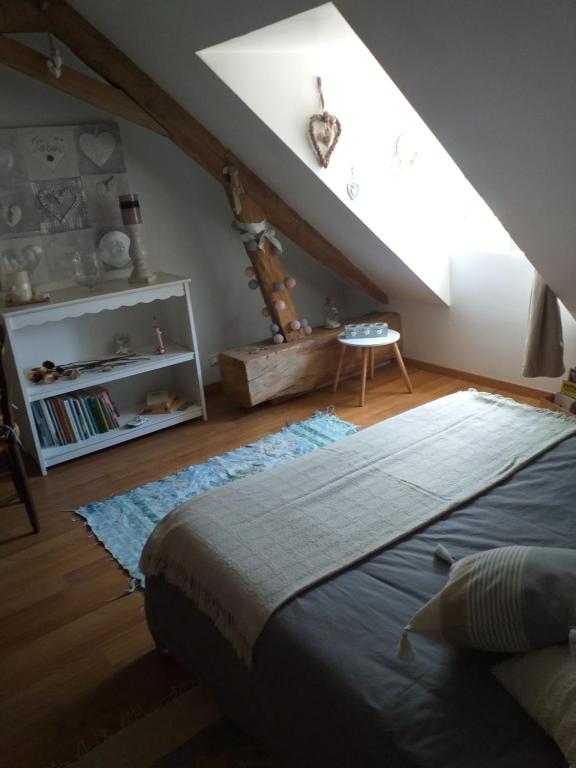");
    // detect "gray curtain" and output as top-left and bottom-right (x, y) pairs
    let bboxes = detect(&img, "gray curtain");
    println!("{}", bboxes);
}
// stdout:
(522, 272), (565, 378)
